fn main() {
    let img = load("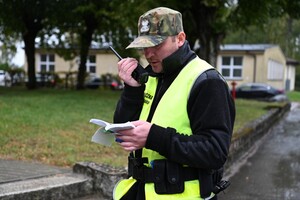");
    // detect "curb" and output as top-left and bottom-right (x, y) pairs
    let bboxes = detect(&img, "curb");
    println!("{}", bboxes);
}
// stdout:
(0, 173), (93, 200)
(73, 162), (127, 199)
